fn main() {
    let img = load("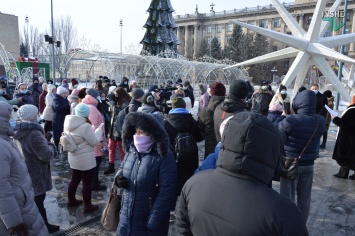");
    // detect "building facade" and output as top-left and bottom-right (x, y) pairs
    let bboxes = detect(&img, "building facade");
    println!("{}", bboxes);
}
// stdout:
(174, 0), (355, 76)
(0, 12), (20, 76)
